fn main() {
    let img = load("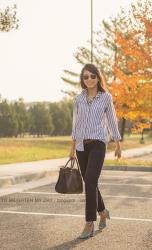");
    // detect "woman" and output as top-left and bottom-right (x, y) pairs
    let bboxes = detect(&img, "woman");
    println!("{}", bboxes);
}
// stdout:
(69, 64), (122, 239)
